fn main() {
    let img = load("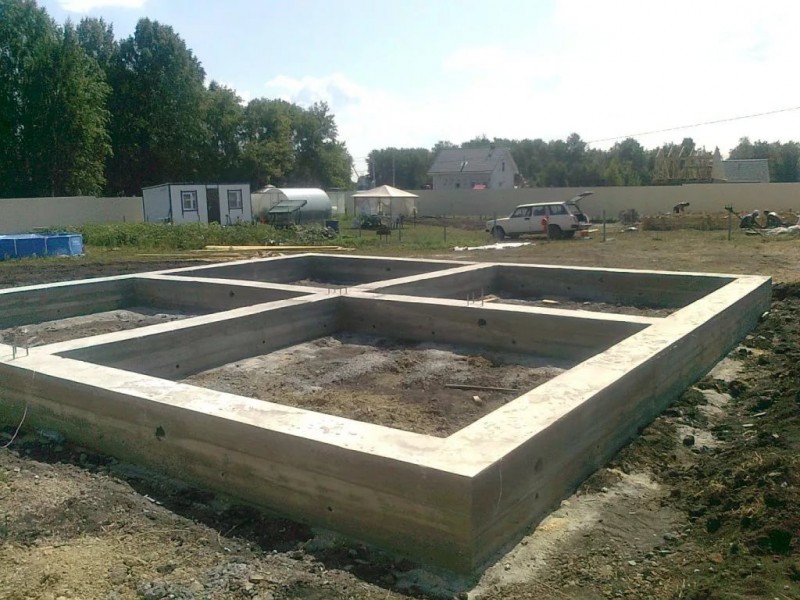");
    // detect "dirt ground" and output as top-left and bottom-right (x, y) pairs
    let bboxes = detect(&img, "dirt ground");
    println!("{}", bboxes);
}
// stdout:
(491, 294), (674, 317)
(1, 231), (800, 599)
(0, 308), (195, 348)
(183, 333), (568, 437)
